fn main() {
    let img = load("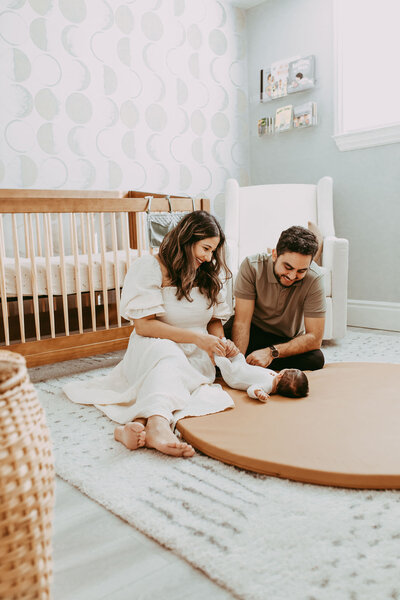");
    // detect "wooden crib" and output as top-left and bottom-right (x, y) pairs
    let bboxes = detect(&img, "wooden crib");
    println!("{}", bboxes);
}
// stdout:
(0, 189), (209, 367)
